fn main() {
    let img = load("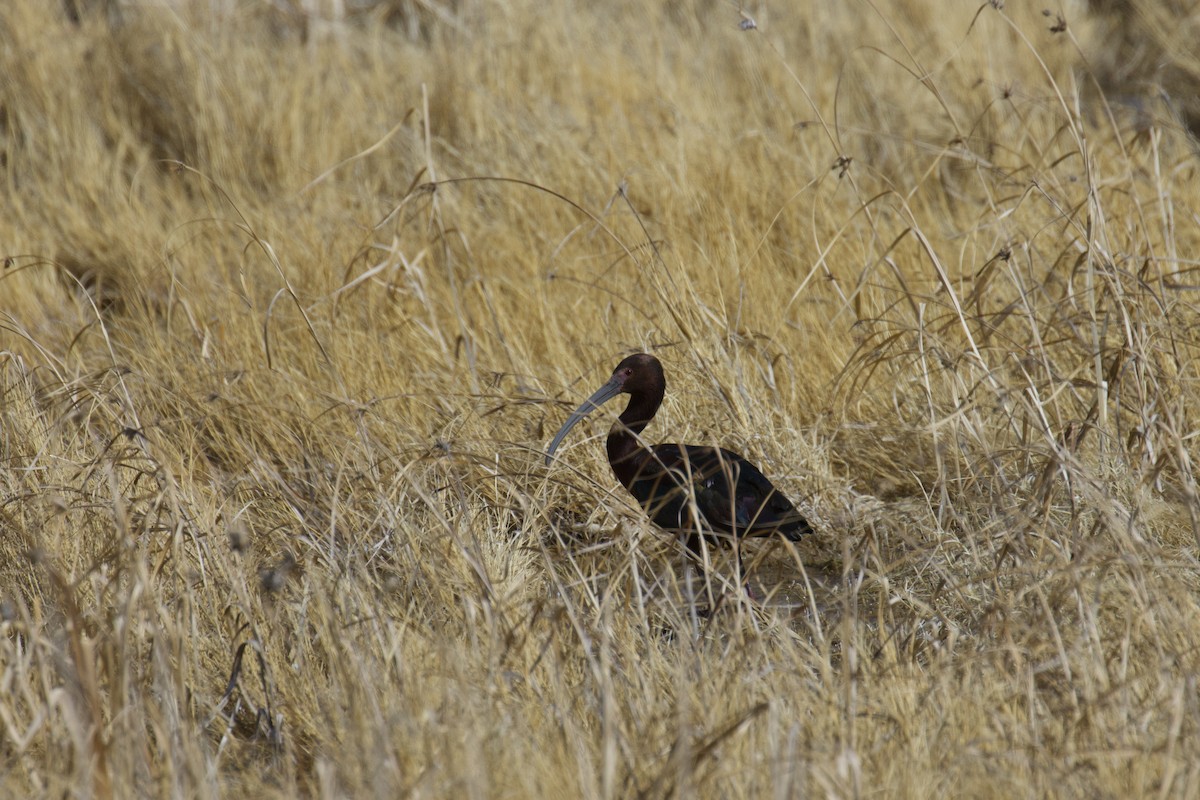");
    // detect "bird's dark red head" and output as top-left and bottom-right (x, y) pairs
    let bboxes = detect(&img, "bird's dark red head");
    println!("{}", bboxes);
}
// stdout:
(544, 353), (667, 465)
(609, 353), (665, 397)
